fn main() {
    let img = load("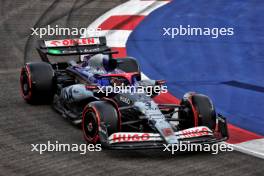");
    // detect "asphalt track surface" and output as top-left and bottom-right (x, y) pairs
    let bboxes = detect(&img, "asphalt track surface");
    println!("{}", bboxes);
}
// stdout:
(0, 0), (263, 175)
